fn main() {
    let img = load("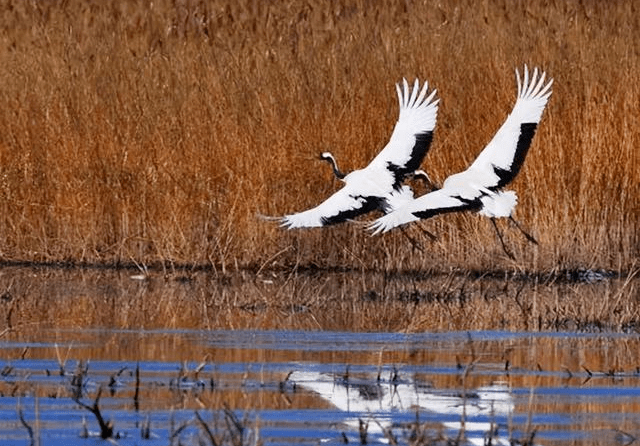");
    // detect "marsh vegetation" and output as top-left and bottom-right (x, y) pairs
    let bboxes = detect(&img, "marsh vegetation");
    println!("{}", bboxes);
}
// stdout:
(0, 0), (636, 273)
(0, 2), (638, 443)
(0, 267), (635, 333)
